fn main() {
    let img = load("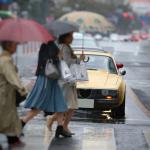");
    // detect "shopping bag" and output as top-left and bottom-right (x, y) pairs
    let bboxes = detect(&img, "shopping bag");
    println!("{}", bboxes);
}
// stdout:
(45, 59), (59, 79)
(59, 60), (73, 81)
(70, 63), (88, 81)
